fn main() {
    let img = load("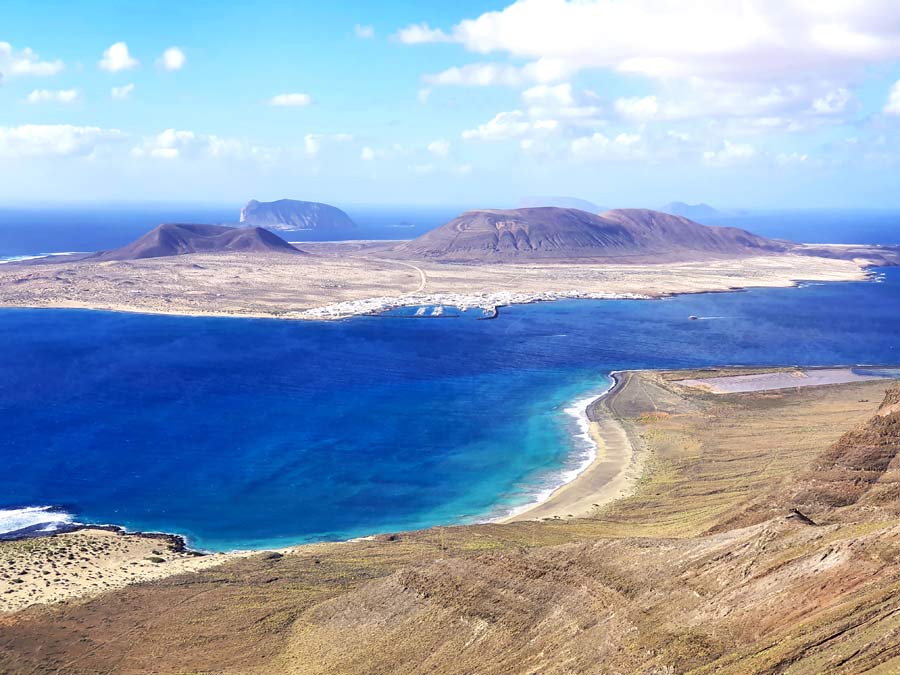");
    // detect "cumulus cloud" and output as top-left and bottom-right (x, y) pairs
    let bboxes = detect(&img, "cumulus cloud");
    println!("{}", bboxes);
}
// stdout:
(405, 1), (900, 81)
(614, 95), (660, 120)
(99, 42), (139, 72)
(427, 139), (450, 156)
(703, 140), (757, 166)
(132, 128), (272, 161)
(157, 47), (186, 71)
(25, 89), (79, 104)
(424, 63), (526, 87)
(360, 146), (376, 160)
(111, 83), (135, 100)
(811, 88), (852, 115)
(570, 131), (644, 160)
(0, 124), (124, 158)
(354, 24), (375, 39)
(269, 93), (313, 107)
(304, 133), (321, 157)
(885, 80), (900, 115)
(393, 22), (451, 44)
(462, 110), (558, 141)
(423, 58), (572, 88)
(0, 42), (64, 77)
